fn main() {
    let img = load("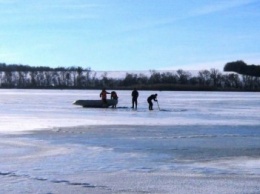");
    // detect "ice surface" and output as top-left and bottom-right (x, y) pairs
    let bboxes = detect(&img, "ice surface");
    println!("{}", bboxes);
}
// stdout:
(0, 89), (259, 193)
(0, 89), (259, 133)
